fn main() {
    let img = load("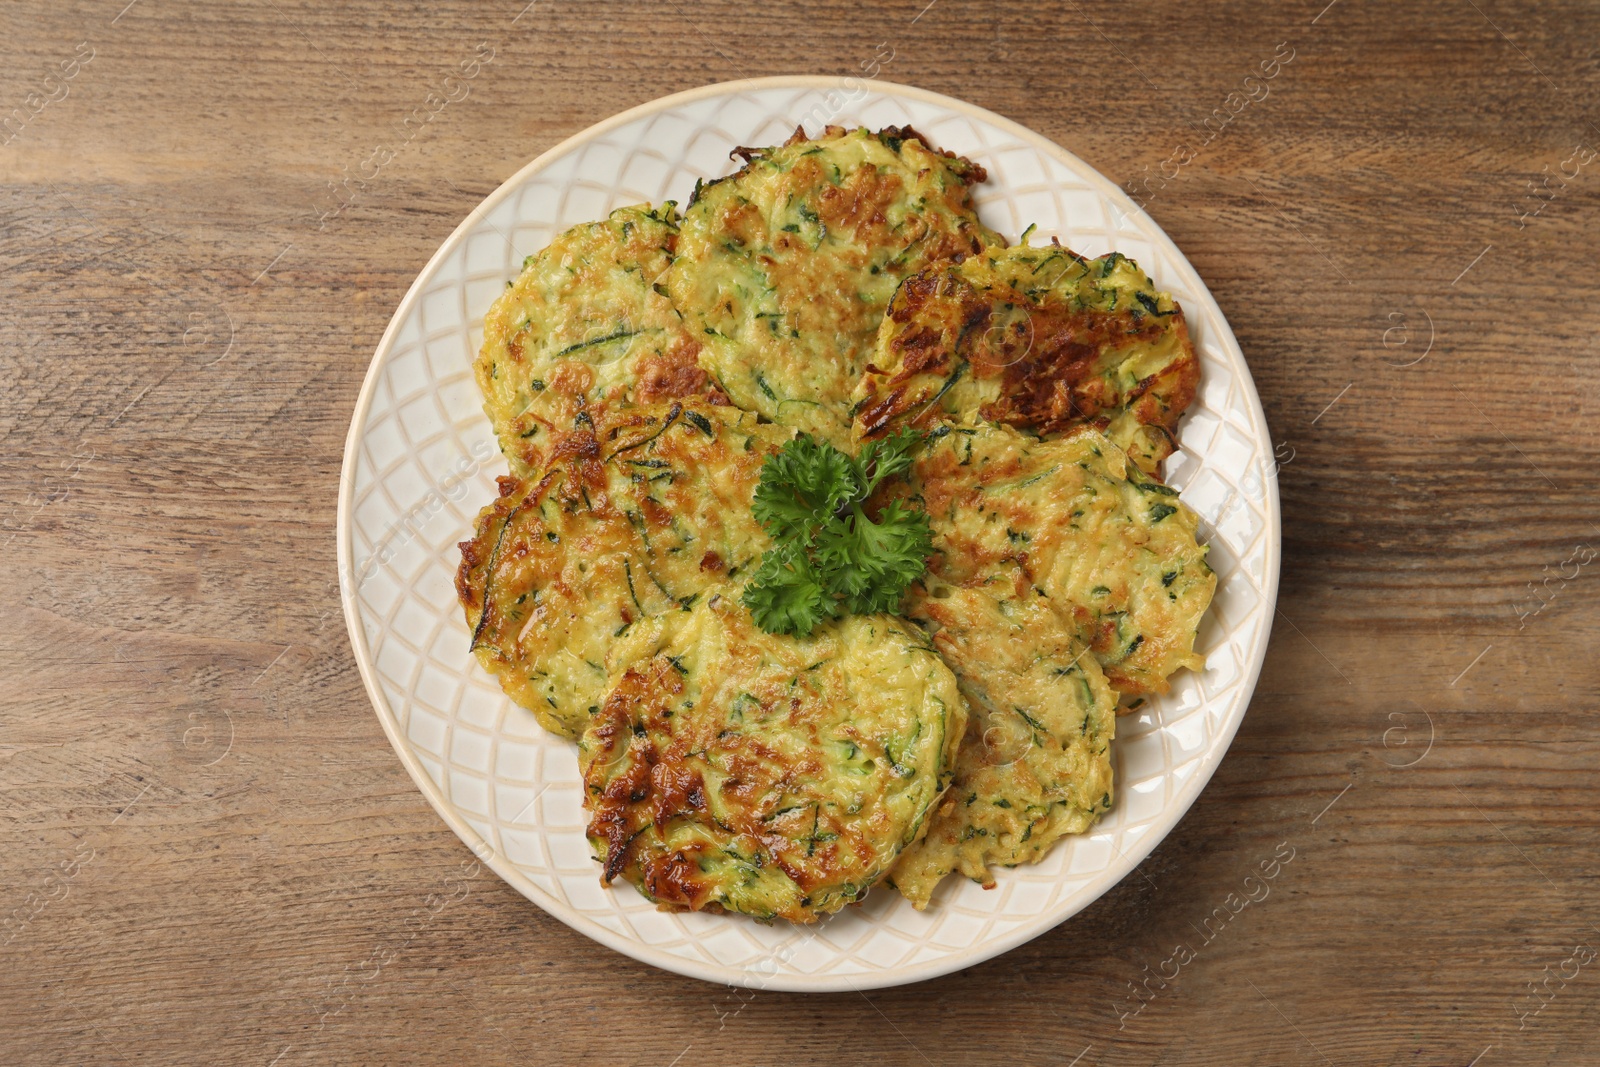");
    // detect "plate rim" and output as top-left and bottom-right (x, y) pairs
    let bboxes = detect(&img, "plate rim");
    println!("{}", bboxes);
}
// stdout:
(336, 74), (1282, 992)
